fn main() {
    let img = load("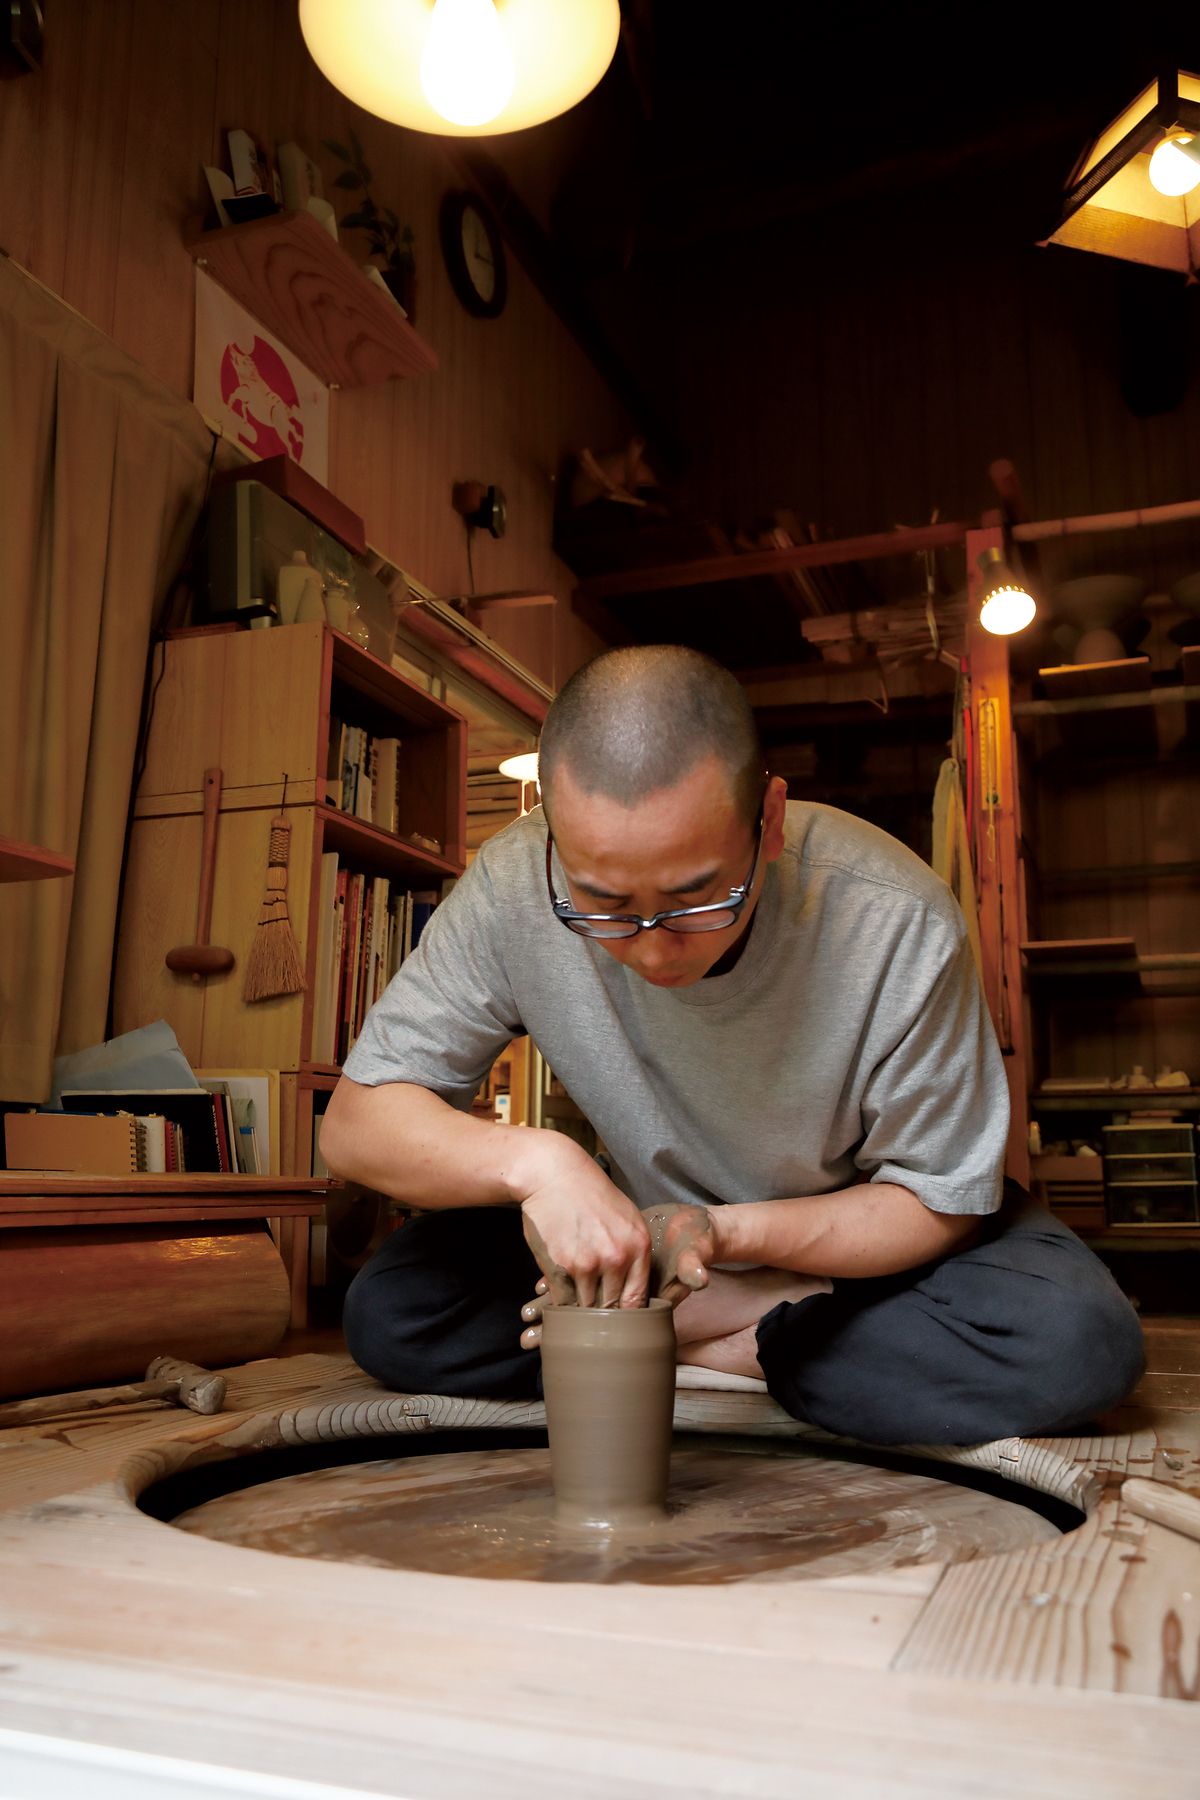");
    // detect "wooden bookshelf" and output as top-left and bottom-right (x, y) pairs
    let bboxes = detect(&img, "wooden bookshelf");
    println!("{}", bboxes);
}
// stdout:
(0, 837), (74, 883)
(188, 210), (438, 389)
